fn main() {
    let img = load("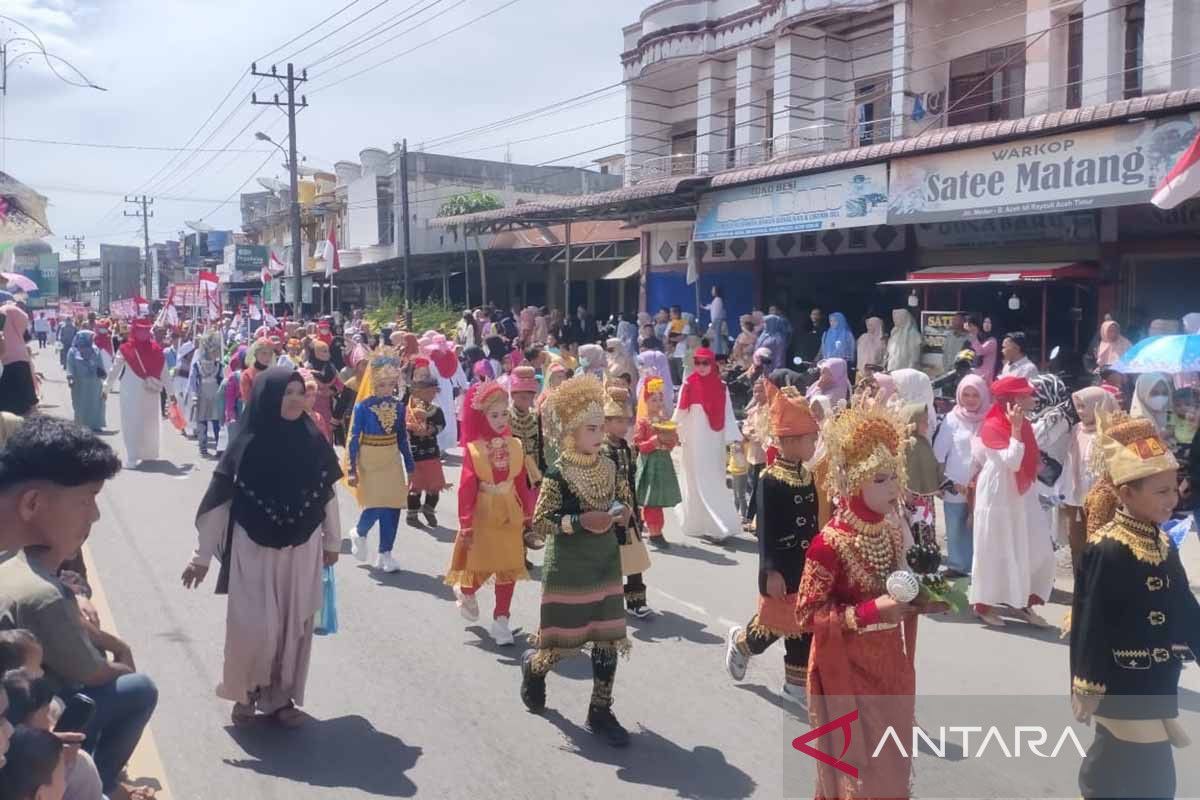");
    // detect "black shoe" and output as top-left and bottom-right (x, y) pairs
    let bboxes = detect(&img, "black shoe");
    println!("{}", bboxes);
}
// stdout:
(650, 537), (670, 550)
(520, 650), (546, 713)
(586, 705), (630, 747)
(525, 558), (534, 570)
(406, 511), (421, 527)
(199, 449), (210, 458)
(422, 507), (438, 527)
